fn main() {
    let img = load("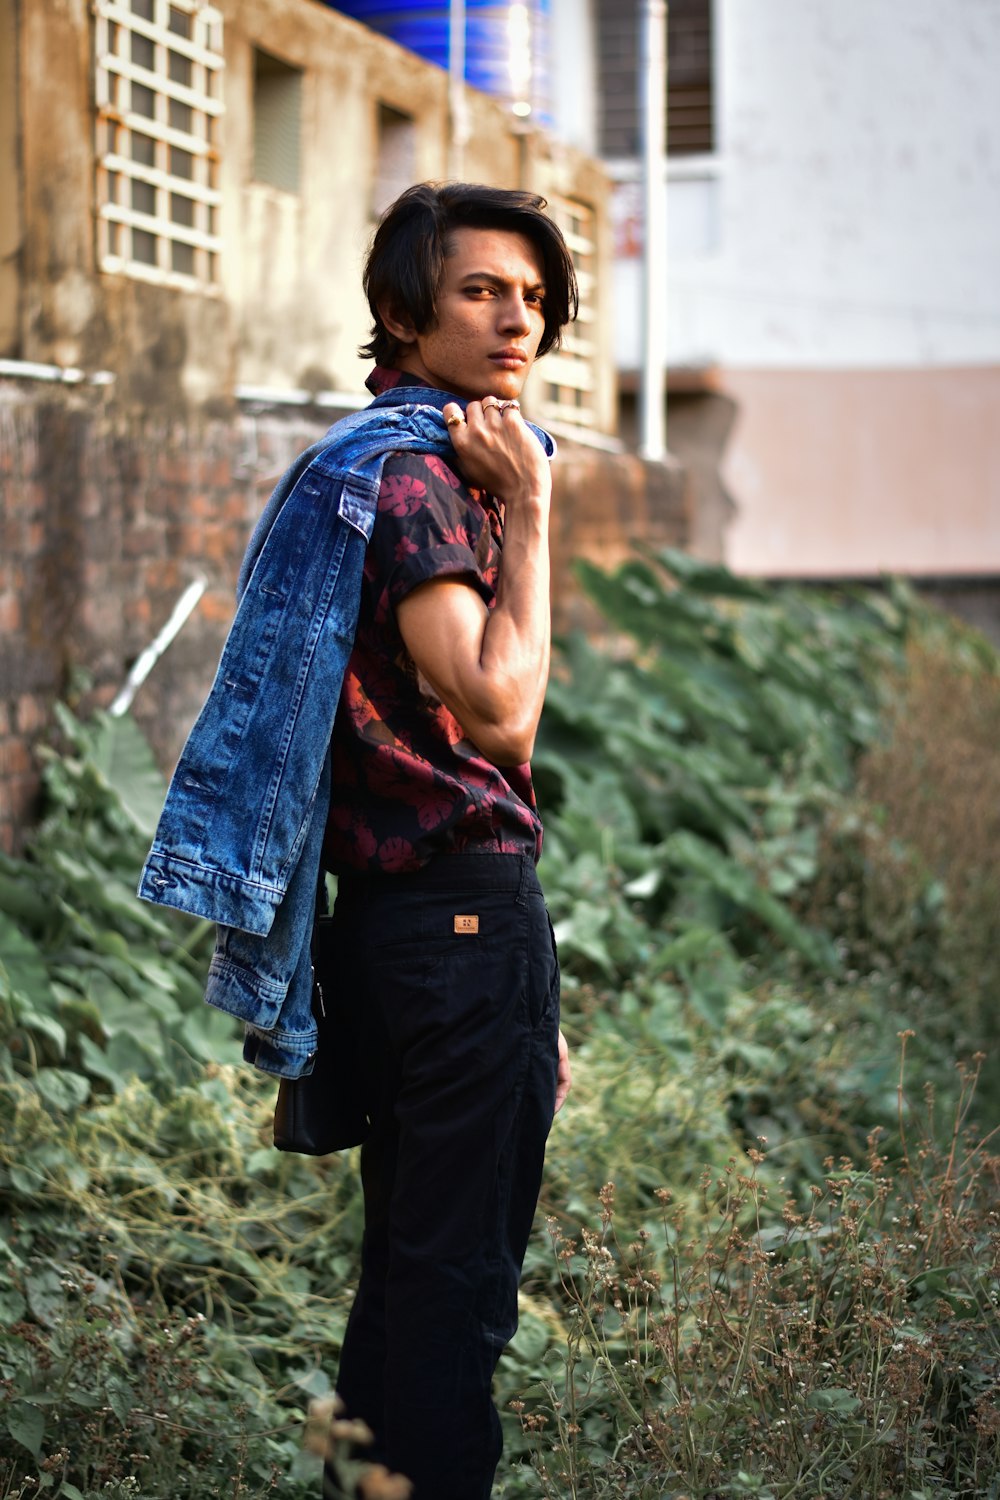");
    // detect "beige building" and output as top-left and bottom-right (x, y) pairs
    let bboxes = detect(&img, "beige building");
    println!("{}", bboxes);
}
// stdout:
(0, 0), (690, 852)
(0, 0), (615, 434)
